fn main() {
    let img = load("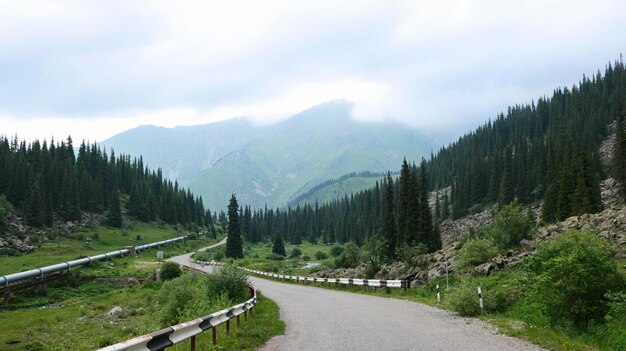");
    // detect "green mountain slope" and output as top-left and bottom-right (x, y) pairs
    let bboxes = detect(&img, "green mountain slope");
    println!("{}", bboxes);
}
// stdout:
(103, 100), (434, 210)
(288, 172), (388, 206)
